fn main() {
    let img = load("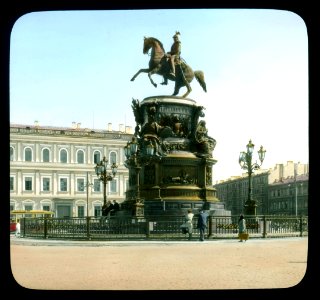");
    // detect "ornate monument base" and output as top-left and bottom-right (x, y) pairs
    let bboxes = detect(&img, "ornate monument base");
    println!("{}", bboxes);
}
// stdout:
(121, 96), (231, 217)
